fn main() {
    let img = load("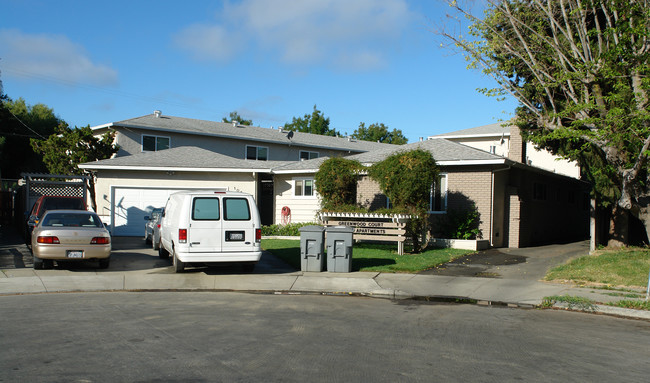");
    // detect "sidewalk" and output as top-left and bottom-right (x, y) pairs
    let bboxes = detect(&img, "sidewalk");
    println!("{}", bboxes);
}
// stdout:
(2, 228), (648, 320)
